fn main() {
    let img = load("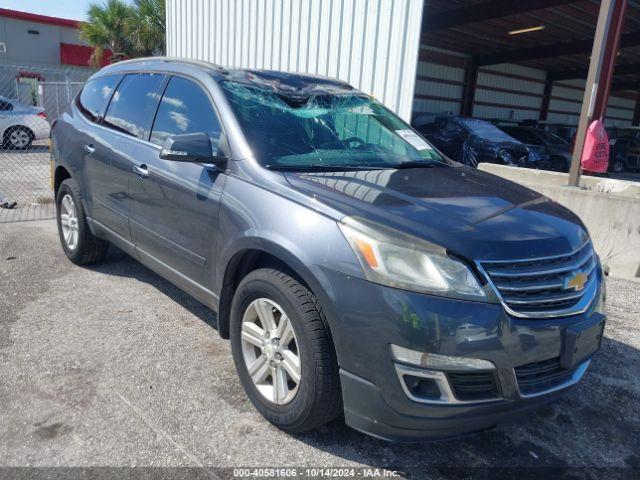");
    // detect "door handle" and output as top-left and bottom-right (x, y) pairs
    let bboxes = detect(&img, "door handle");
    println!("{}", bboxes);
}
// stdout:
(83, 144), (95, 155)
(133, 163), (149, 178)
